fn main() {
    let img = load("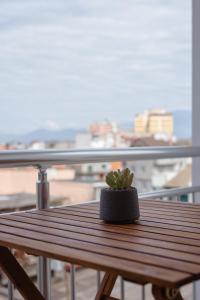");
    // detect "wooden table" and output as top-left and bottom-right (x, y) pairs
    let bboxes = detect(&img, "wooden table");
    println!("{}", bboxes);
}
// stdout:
(0, 199), (200, 300)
